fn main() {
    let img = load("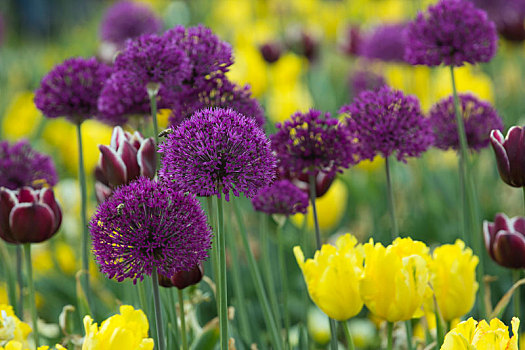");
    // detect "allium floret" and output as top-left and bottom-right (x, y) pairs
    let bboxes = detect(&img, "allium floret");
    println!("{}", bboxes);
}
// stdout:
(251, 179), (309, 216)
(89, 177), (212, 283)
